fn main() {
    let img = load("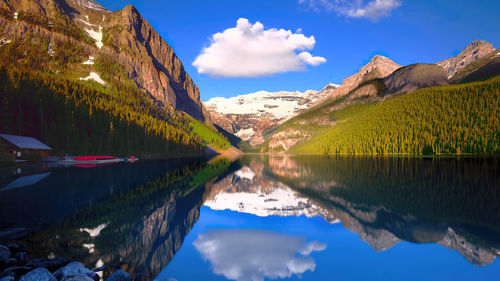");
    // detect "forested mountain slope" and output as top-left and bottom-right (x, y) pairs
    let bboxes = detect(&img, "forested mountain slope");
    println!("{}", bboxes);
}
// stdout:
(0, 0), (230, 156)
(291, 76), (500, 155)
